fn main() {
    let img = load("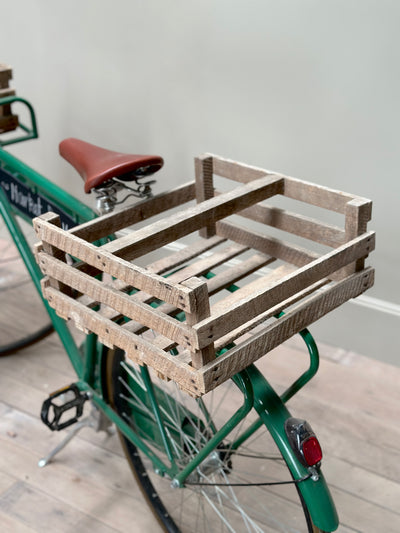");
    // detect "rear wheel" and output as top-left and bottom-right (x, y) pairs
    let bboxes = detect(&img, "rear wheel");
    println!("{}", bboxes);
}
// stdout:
(105, 348), (327, 533)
